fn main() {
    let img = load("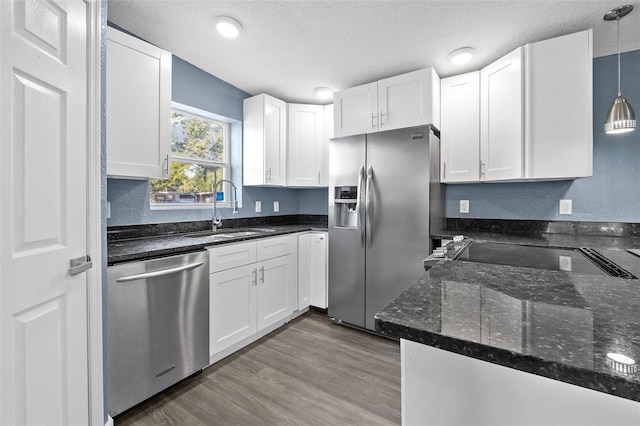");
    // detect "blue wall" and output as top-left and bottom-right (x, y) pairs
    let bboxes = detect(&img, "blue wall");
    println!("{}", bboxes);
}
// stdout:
(446, 49), (640, 222)
(107, 55), (328, 226)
